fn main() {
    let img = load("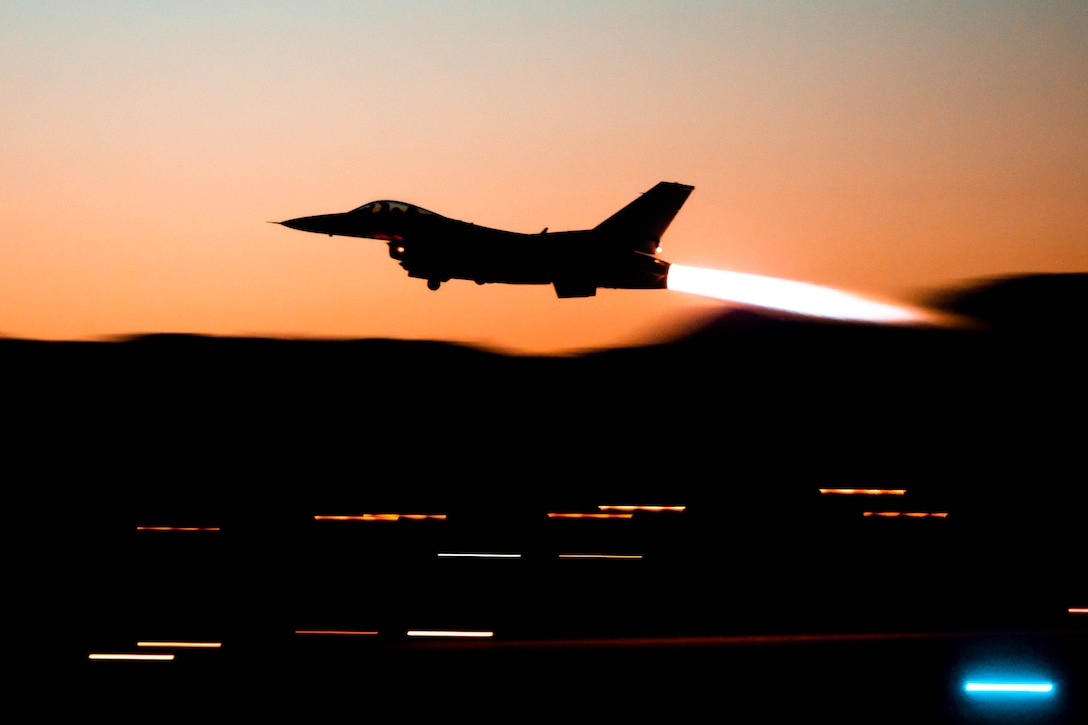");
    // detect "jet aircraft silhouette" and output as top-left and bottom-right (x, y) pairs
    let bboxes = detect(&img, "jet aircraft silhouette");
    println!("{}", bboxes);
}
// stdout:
(277, 181), (693, 297)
